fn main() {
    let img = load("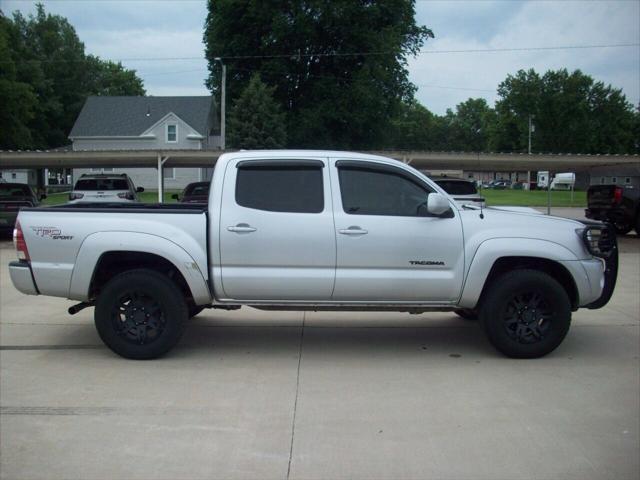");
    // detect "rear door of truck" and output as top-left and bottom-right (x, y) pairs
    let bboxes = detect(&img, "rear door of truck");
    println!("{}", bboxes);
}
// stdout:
(218, 157), (336, 301)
